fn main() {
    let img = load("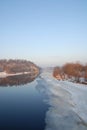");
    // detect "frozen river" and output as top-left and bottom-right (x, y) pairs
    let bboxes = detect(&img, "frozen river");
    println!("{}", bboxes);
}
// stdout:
(39, 72), (87, 130)
(0, 72), (87, 130)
